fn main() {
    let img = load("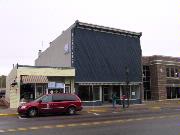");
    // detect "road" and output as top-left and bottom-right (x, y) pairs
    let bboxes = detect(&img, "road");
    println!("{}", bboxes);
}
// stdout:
(0, 106), (180, 135)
